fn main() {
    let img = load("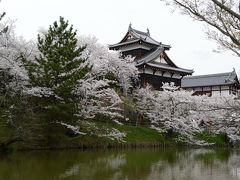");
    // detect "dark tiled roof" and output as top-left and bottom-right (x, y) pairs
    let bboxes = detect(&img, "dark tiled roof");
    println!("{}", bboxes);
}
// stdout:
(129, 28), (160, 46)
(129, 26), (171, 49)
(136, 47), (164, 65)
(109, 39), (140, 49)
(135, 47), (193, 74)
(109, 24), (171, 49)
(146, 63), (194, 74)
(181, 70), (238, 88)
(132, 28), (149, 36)
(109, 24), (193, 75)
